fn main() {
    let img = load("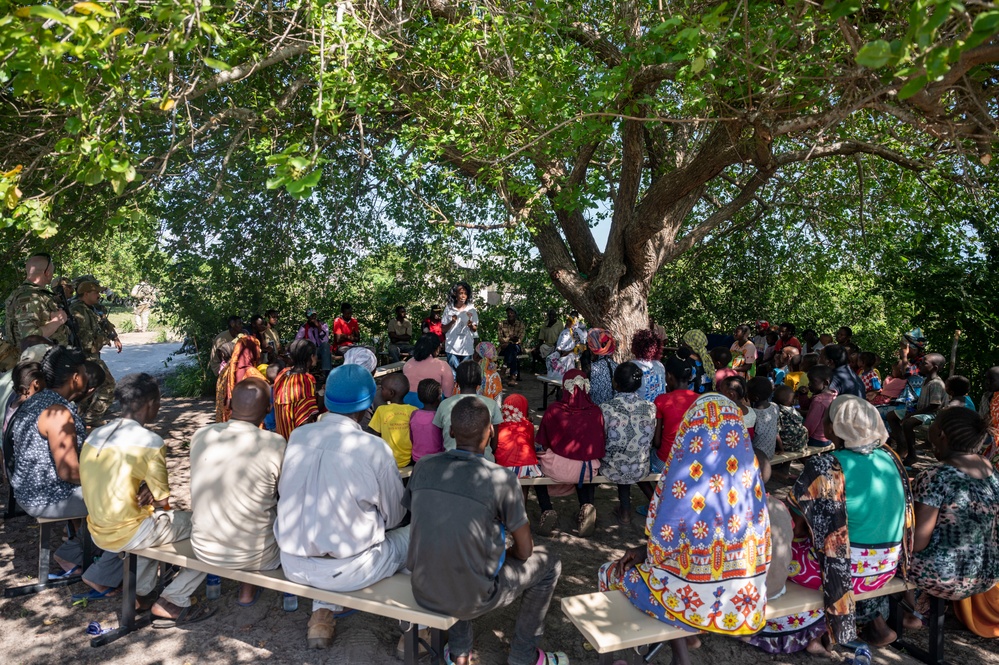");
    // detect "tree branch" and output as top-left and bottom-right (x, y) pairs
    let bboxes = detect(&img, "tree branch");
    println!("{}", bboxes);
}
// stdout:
(169, 44), (310, 108)
(775, 140), (927, 171)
